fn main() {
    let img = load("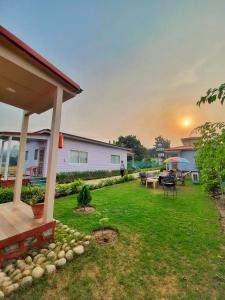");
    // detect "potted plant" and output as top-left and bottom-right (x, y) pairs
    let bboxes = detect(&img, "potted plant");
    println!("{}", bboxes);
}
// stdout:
(25, 190), (45, 219)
